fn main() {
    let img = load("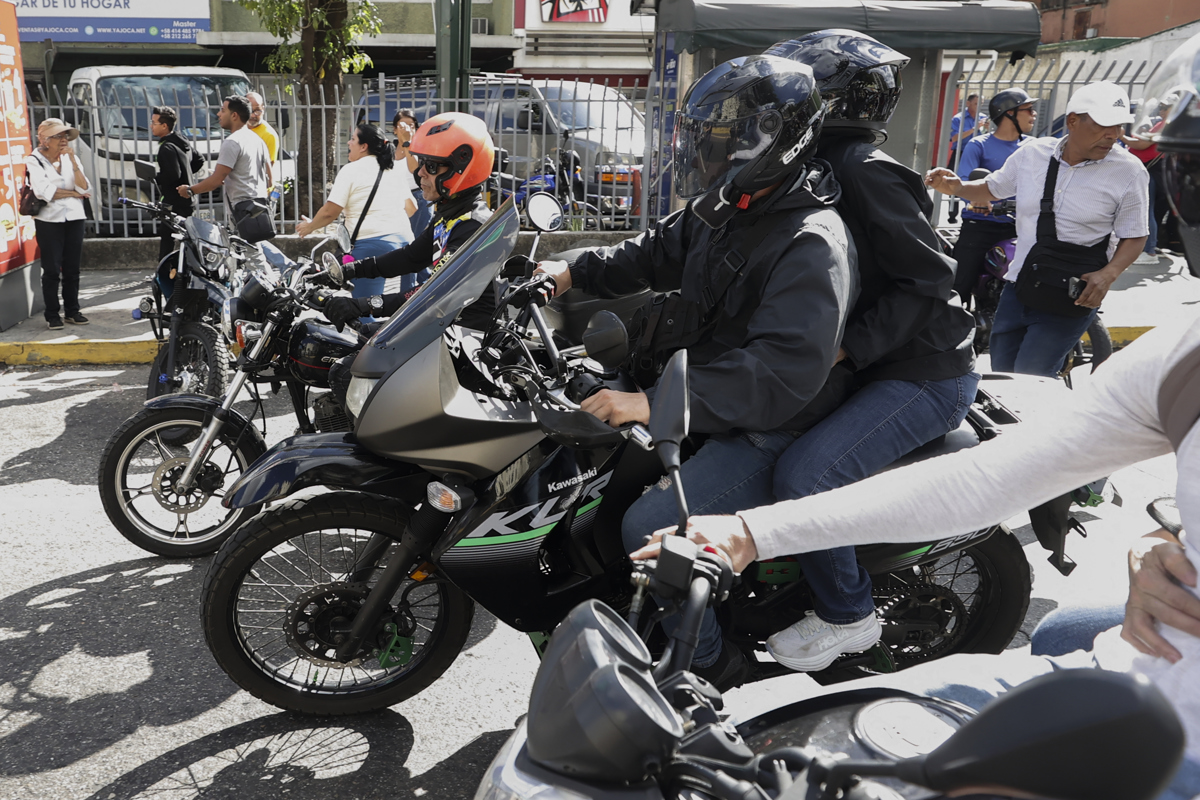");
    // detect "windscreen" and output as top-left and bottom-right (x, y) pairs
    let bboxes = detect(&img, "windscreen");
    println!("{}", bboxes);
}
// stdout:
(365, 198), (520, 357)
(95, 76), (252, 139)
(185, 215), (226, 247)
